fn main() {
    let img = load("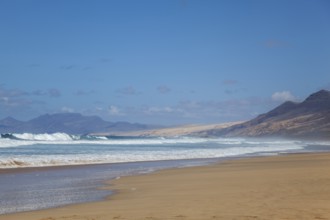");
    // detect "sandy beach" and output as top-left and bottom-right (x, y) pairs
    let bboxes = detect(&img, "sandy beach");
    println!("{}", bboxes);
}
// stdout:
(1, 153), (330, 220)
